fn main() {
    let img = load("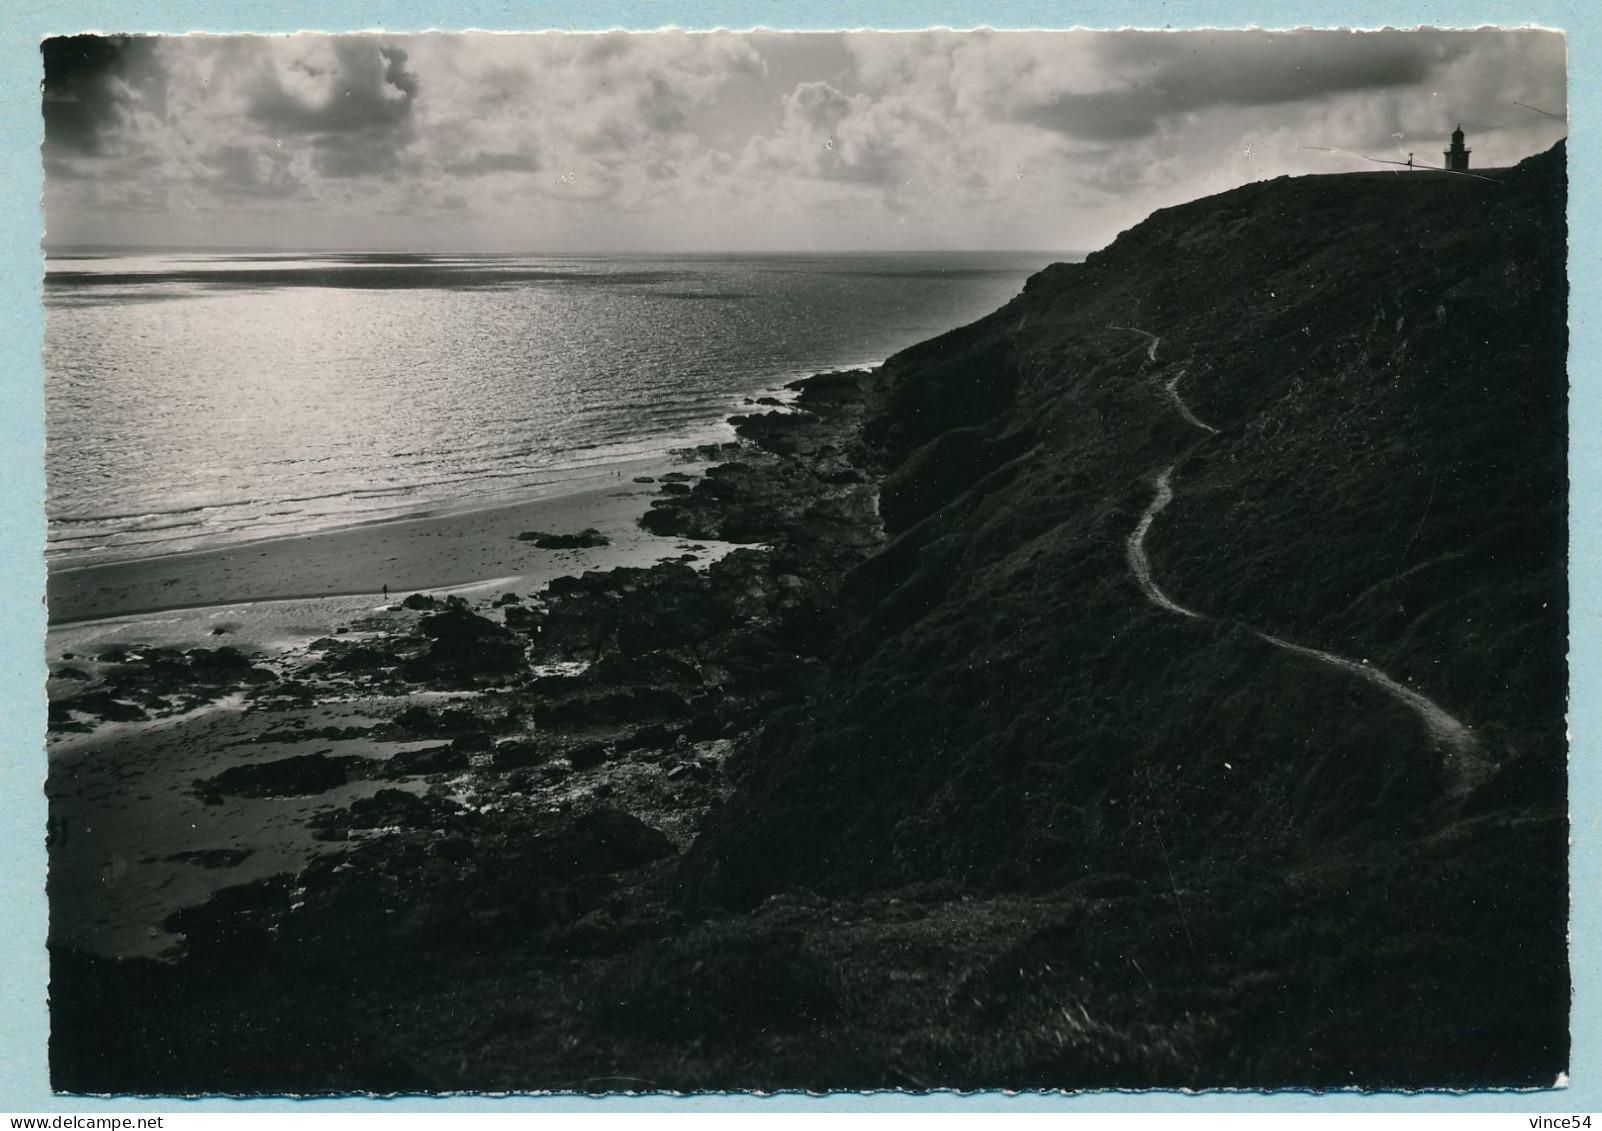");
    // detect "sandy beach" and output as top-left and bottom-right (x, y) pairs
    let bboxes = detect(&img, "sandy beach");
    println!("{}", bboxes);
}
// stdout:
(48, 453), (737, 626)
(45, 447), (757, 958)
